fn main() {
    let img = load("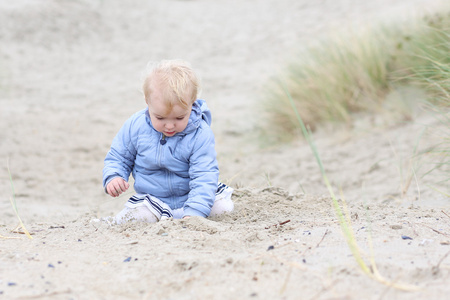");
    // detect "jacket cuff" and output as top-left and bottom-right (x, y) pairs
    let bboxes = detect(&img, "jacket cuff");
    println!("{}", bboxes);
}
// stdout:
(183, 207), (208, 218)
